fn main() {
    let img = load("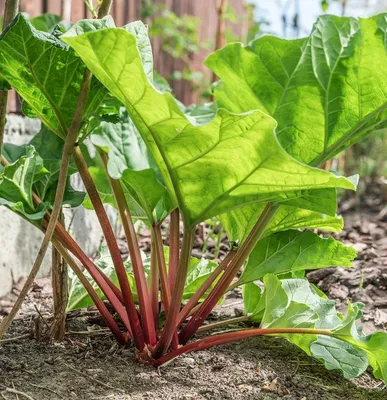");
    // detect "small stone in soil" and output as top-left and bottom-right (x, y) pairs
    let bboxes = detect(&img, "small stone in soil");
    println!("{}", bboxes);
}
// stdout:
(179, 357), (195, 368)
